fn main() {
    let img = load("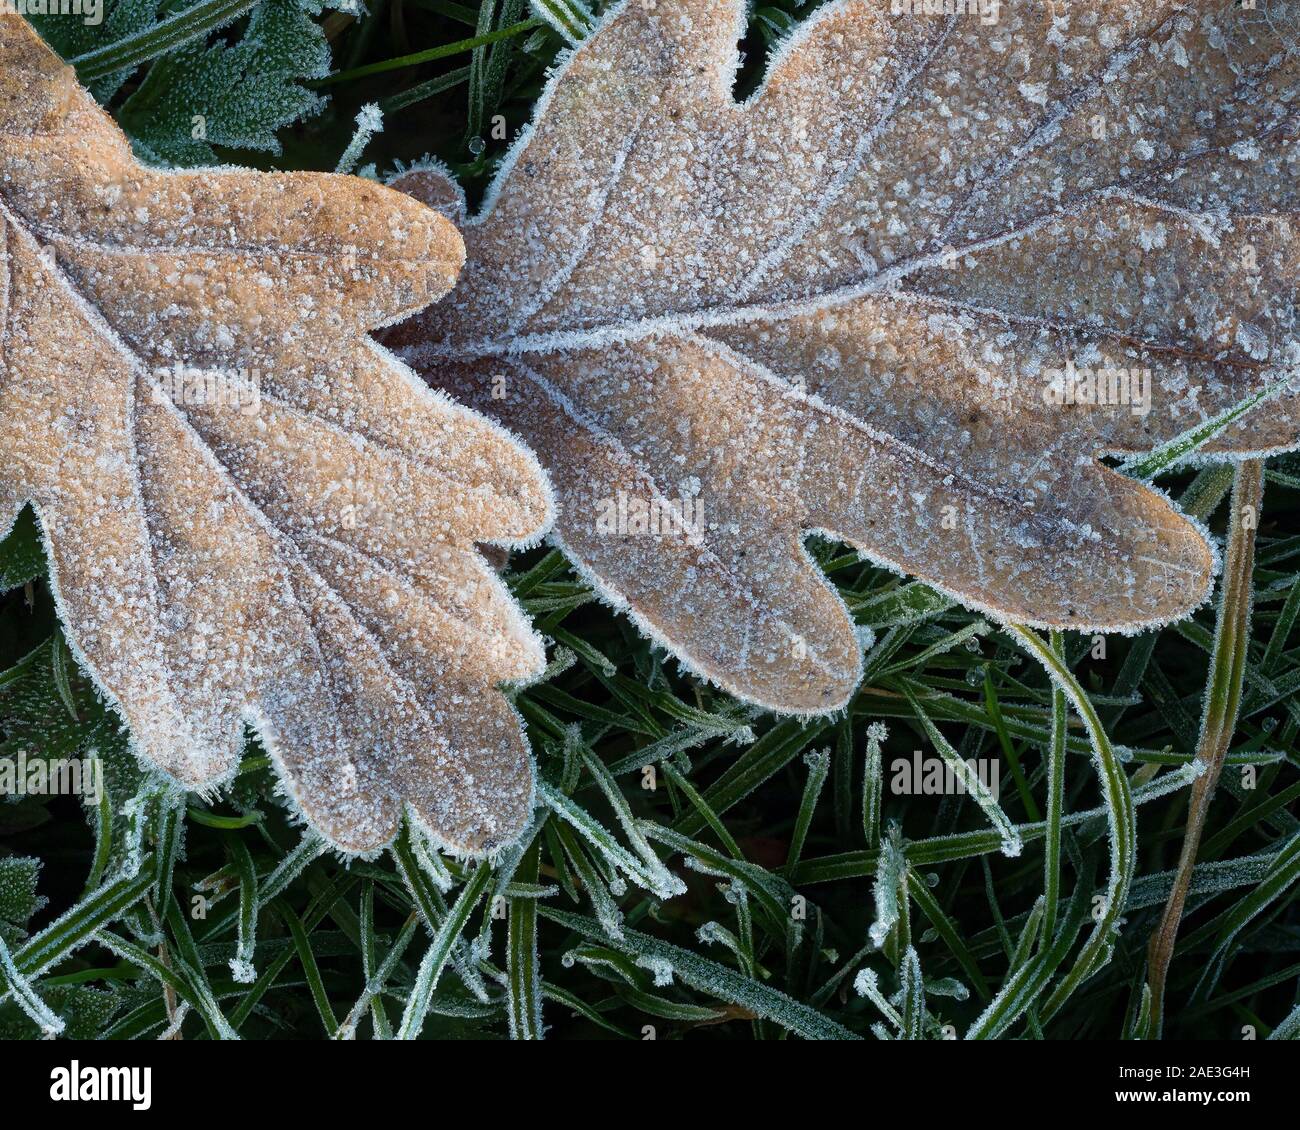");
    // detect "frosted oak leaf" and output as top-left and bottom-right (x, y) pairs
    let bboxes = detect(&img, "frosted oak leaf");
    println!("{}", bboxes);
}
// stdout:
(0, 15), (553, 854)
(390, 0), (1300, 715)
